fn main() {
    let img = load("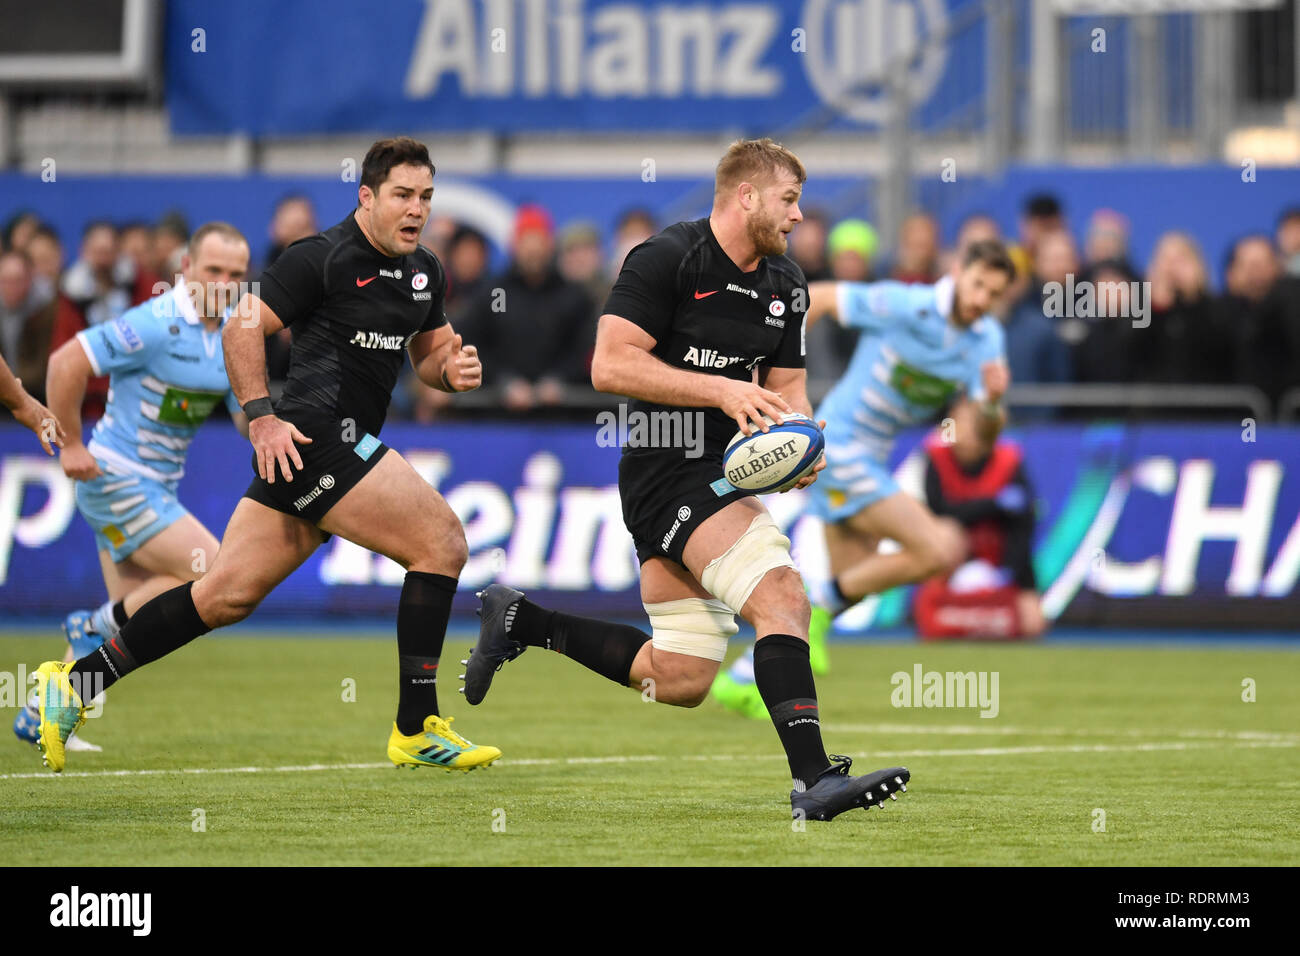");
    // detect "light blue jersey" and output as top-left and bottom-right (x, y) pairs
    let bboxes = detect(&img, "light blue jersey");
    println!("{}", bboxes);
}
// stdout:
(810, 276), (1006, 520)
(76, 283), (239, 488)
(73, 284), (239, 560)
